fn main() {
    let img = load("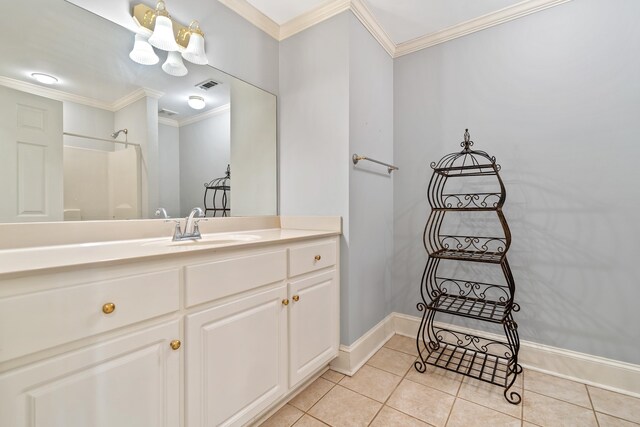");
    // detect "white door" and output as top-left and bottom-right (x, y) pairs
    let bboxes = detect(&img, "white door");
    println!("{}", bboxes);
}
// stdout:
(0, 85), (63, 222)
(0, 321), (181, 427)
(288, 270), (339, 387)
(185, 286), (288, 427)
